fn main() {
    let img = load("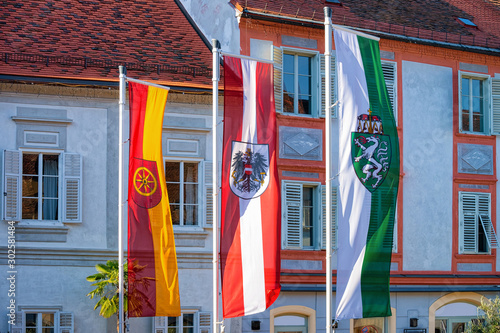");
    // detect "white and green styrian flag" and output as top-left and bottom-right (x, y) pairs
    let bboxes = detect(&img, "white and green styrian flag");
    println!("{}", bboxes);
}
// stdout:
(334, 28), (399, 320)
